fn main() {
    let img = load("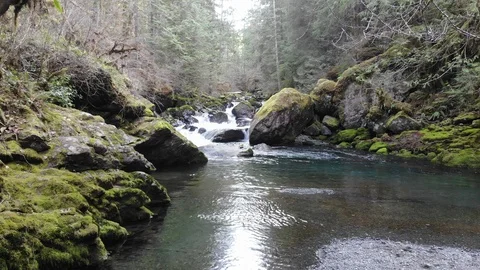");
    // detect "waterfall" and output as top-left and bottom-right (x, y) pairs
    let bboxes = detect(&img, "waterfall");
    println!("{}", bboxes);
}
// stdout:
(176, 103), (252, 158)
